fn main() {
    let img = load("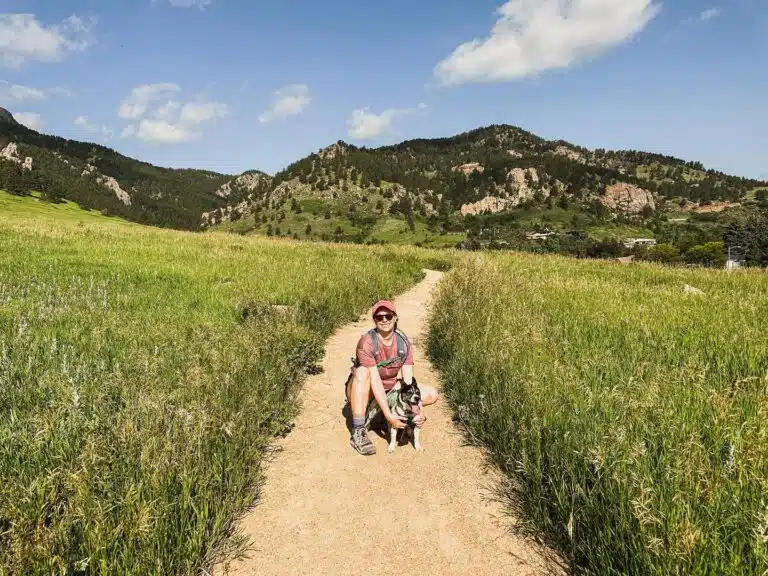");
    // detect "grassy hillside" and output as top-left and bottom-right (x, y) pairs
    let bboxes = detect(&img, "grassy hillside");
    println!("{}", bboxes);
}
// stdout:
(428, 255), (768, 575)
(0, 110), (234, 230)
(0, 191), (449, 574)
